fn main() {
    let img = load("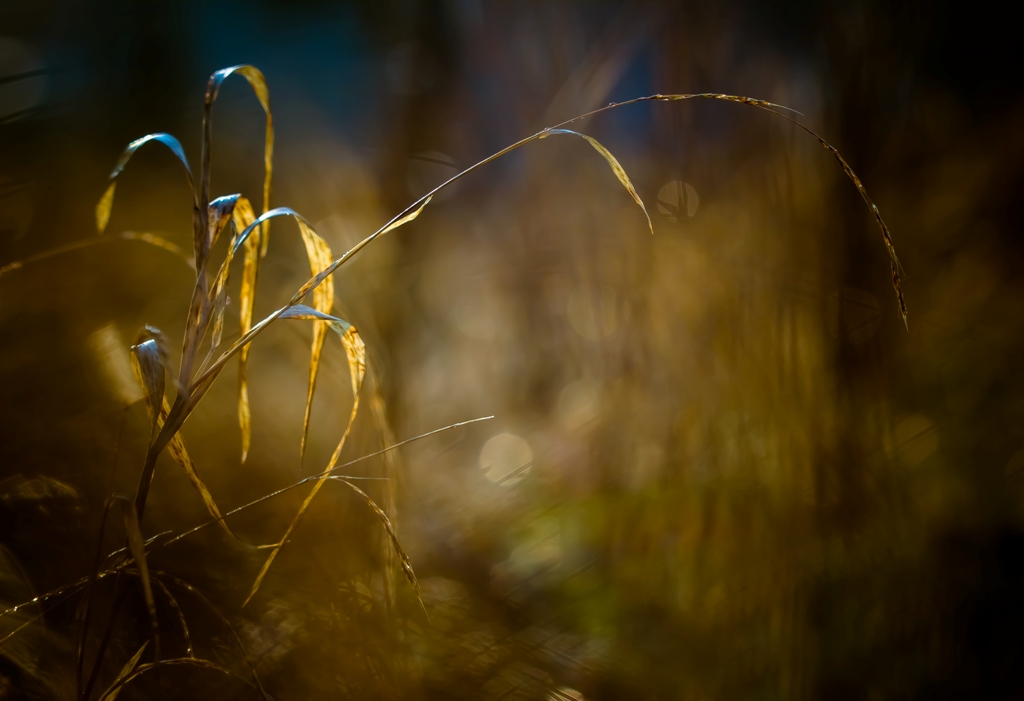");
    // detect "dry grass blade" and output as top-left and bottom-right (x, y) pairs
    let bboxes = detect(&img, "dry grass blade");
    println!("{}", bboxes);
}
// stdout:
(0, 231), (192, 280)
(555, 92), (906, 324)
(176, 64), (273, 396)
(112, 496), (159, 665)
(129, 340), (164, 441)
(96, 657), (260, 701)
(243, 313), (365, 607)
(543, 128), (653, 235)
(96, 133), (196, 235)
(380, 195), (432, 235)
(276, 304), (341, 322)
(333, 478), (426, 617)
(158, 396), (244, 544)
(195, 195), (244, 371)
(136, 327), (173, 385)
(207, 196), (254, 353)
(203, 65), (272, 255)
(177, 194), (244, 391)
(130, 335), (241, 543)
(296, 217), (335, 465)
(222, 207), (336, 464)
(233, 197), (259, 463)
(208, 194), (241, 250)
(100, 640), (147, 701)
